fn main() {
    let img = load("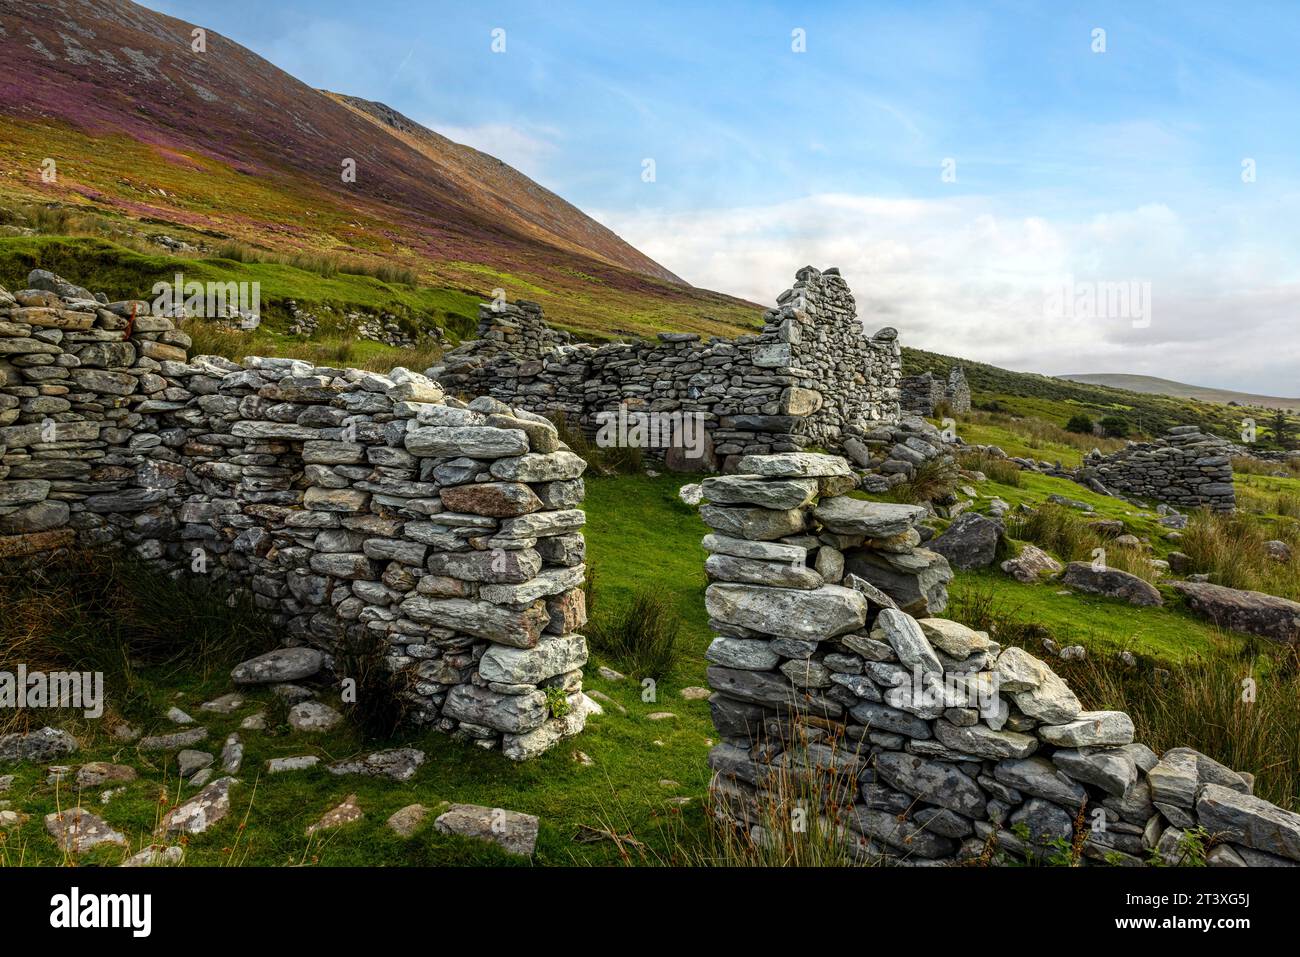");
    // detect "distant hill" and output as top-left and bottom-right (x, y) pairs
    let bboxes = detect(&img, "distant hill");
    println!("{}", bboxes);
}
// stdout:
(0, 0), (761, 339)
(1059, 374), (1300, 413)
(903, 348), (1298, 445)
